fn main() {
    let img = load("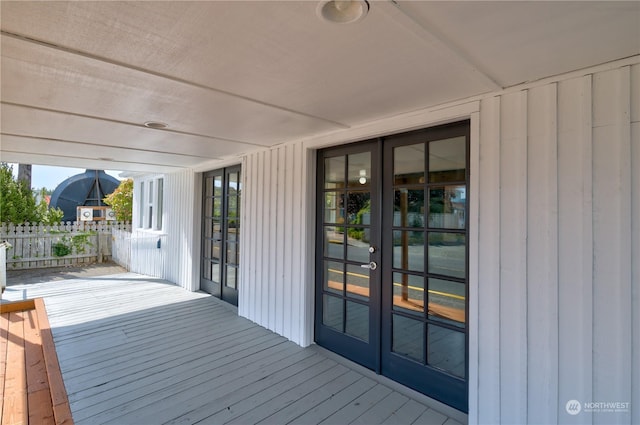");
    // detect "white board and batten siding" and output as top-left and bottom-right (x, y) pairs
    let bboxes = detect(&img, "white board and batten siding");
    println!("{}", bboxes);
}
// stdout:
(131, 169), (200, 291)
(131, 57), (640, 424)
(239, 143), (314, 347)
(472, 64), (639, 425)
(235, 59), (640, 424)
